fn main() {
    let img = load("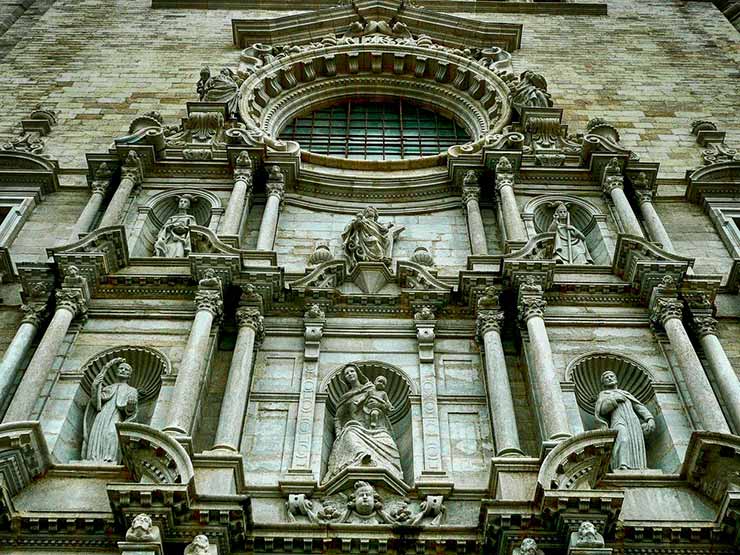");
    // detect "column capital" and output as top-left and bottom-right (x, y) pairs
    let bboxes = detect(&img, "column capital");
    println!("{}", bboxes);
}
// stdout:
(462, 185), (480, 206)
(234, 151), (254, 185)
(20, 303), (47, 327)
(518, 295), (547, 322)
(650, 296), (683, 326)
(55, 288), (88, 317)
(120, 150), (144, 185)
(495, 156), (515, 191)
(236, 306), (263, 332)
(266, 165), (285, 202)
(91, 162), (113, 195)
(692, 315), (719, 338)
(477, 309), (504, 338)
(634, 189), (654, 204)
(194, 289), (223, 317)
(601, 157), (624, 194)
